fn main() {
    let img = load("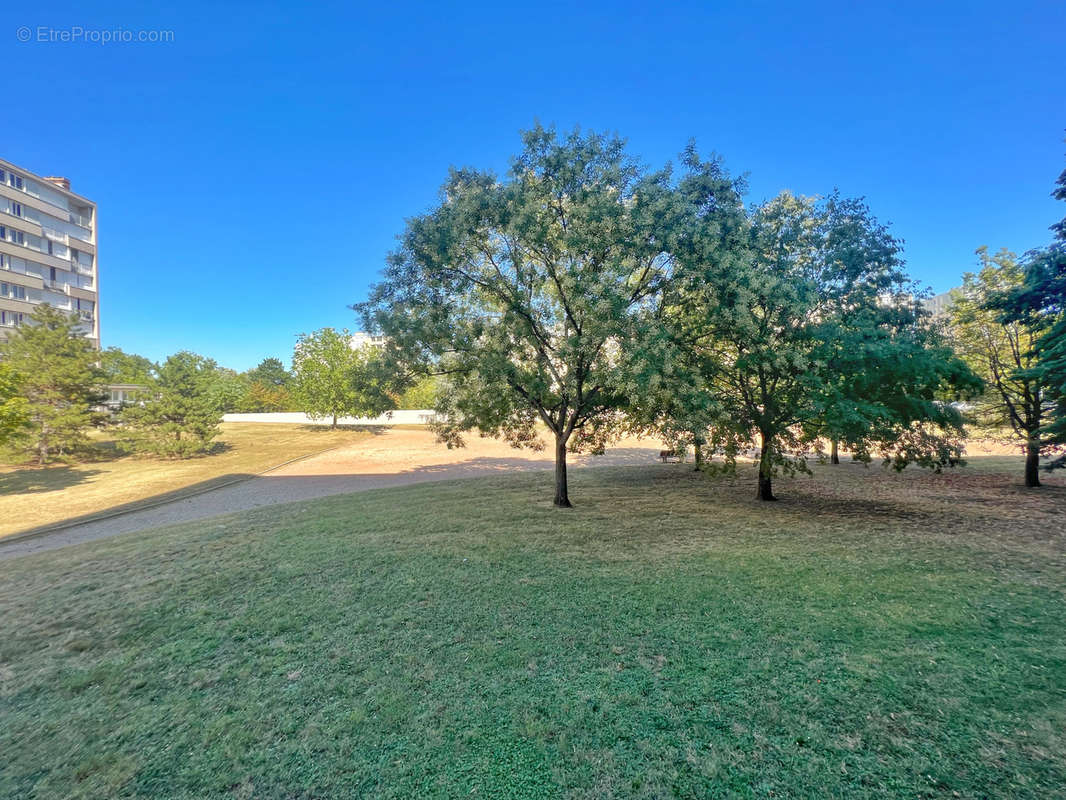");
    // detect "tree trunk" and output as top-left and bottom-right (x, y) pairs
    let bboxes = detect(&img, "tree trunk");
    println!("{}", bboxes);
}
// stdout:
(554, 433), (572, 508)
(758, 432), (776, 501)
(332, 413), (338, 430)
(38, 424), (49, 466)
(830, 439), (840, 465)
(1025, 438), (1041, 488)
(693, 439), (704, 472)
